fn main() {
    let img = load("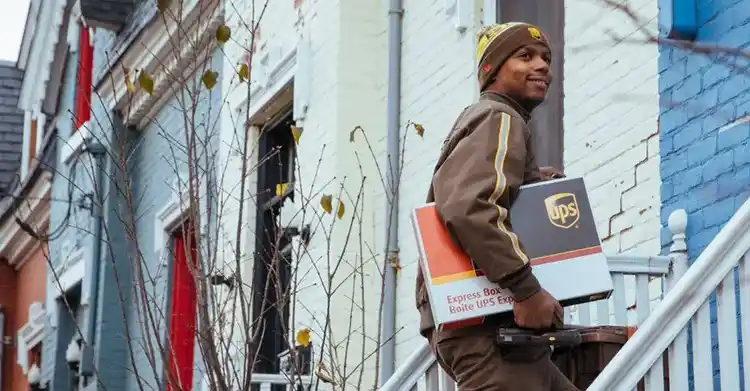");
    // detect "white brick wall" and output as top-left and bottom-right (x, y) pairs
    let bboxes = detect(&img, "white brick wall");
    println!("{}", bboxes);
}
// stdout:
(563, 0), (661, 256)
(221, 0), (389, 387)
(393, 0), (482, 365)
(561, 0), (662, 329)
(220, 0), (661, 380)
